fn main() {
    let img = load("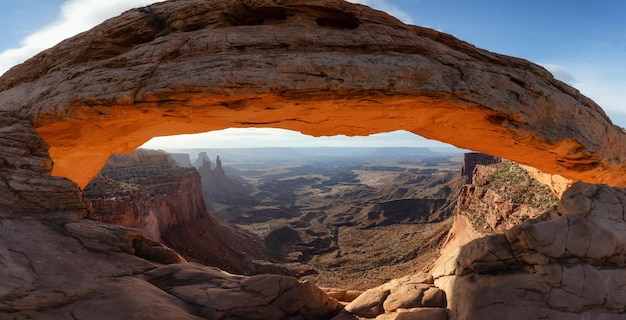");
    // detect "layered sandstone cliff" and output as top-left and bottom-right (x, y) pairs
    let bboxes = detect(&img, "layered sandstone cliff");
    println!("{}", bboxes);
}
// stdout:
(457, 160), (559, 235)
(448, 182), (626, 319)
(0, 112), (340, 319)
(84, 149), (271, 274)
(0, 0), (623, 188)
(0, 112), (91, 219)
(84, 149), (205, 241)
